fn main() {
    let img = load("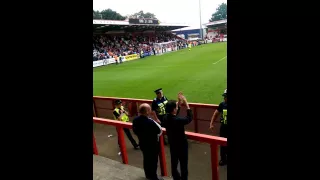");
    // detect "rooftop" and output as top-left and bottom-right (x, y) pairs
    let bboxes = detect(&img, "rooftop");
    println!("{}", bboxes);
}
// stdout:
(93, 19), (189, 33)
